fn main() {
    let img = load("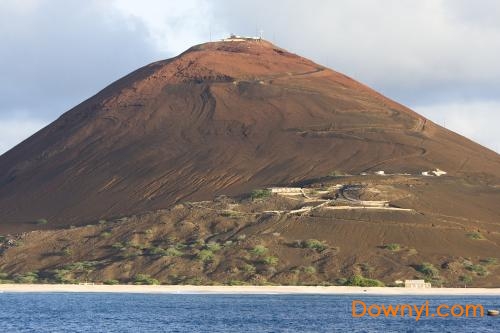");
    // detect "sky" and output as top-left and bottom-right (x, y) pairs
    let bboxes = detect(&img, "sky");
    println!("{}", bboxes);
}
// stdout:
(1, 0), (499, 154)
